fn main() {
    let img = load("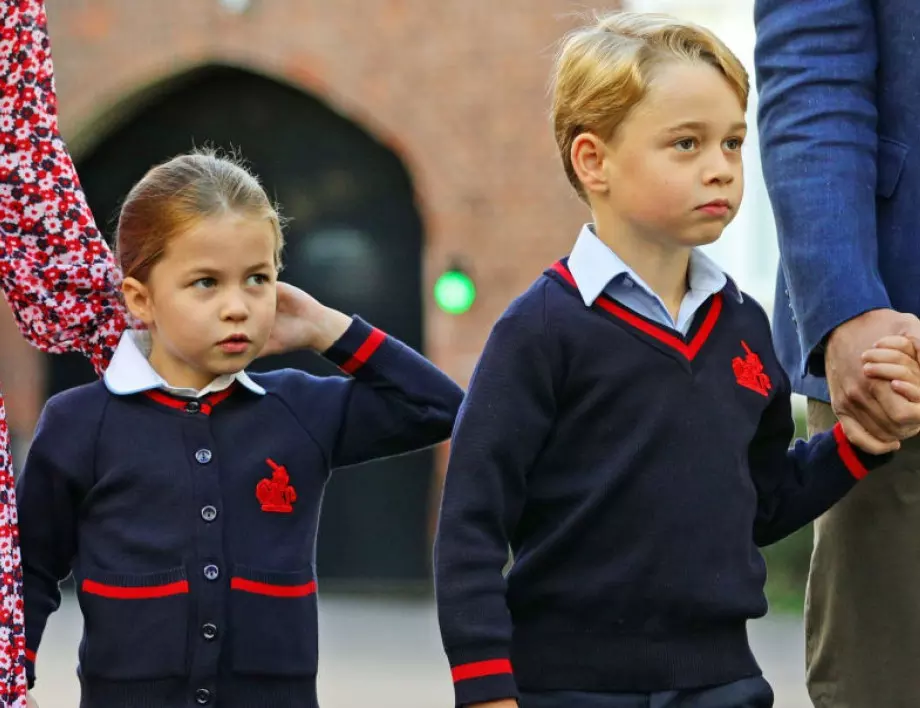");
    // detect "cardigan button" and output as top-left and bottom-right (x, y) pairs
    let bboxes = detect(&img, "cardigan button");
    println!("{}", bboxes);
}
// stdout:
(203, 564), (220, 581)
(195, 688), (212, 704)
(201, 623), (218, 641)
(195, 449), (212, 464)
(201, 506), (218, 522)
(185, 400), (201, 414)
